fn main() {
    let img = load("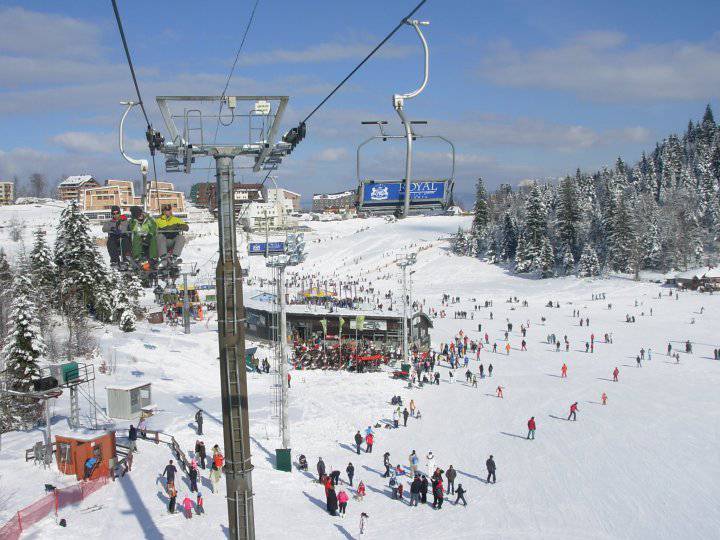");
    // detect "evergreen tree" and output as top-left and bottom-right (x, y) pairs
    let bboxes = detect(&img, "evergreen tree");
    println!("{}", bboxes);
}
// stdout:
(578, 245), (601, 277)
(607, 194), (637, 272)
(472, 177), (490, 253)
(450, 227), (471, 256)
(29, 227), (57, 297)
(514, 232), (532, 273)
(560, 245), (575, 274)
(557, 177), (580, 256)
(523, 184), (549, 267)
(536, 237), (555, 277)
(0, 249), (13, 343)
(0, 275), (46, 431)
(500, 212), (518, 261)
